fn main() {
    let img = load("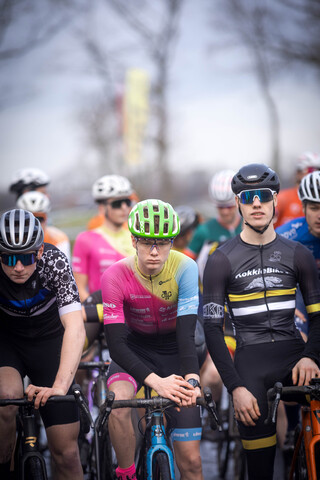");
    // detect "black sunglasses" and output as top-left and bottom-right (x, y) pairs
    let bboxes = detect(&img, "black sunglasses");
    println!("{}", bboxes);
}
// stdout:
(1, 252), (37, 267)
(107, 198), (132, 209)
